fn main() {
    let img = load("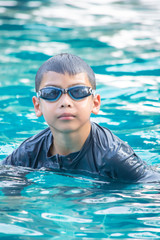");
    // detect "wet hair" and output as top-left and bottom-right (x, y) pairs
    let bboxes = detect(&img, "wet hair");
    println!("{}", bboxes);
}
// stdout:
(35, 53), (96, 91)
